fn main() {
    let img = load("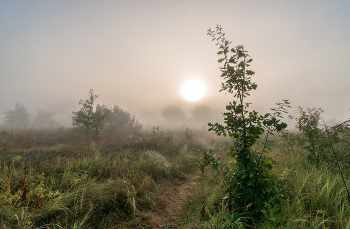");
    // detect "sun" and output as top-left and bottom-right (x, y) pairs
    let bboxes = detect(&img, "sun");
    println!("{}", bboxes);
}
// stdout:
(181, 79), (206, 101)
